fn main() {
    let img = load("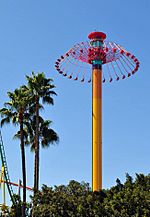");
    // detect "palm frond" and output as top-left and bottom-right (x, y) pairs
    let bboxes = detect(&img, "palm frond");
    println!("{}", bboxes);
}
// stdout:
(42, 96), (54, 105)
(0, 117), (11, 127)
